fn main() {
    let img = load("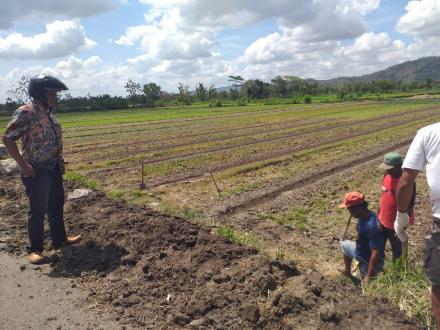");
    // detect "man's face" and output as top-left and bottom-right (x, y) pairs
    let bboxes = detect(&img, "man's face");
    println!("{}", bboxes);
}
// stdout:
(347, 204), (362, 218)
(385, 164), (402, 177)
(46, 90), (58, 108)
